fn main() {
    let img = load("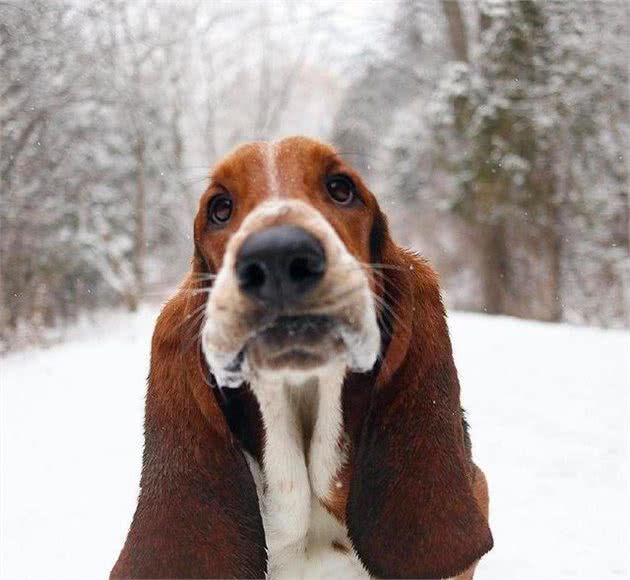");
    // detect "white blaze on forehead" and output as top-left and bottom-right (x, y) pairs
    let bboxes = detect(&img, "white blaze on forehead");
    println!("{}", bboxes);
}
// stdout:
(262, 141), (281, 198)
